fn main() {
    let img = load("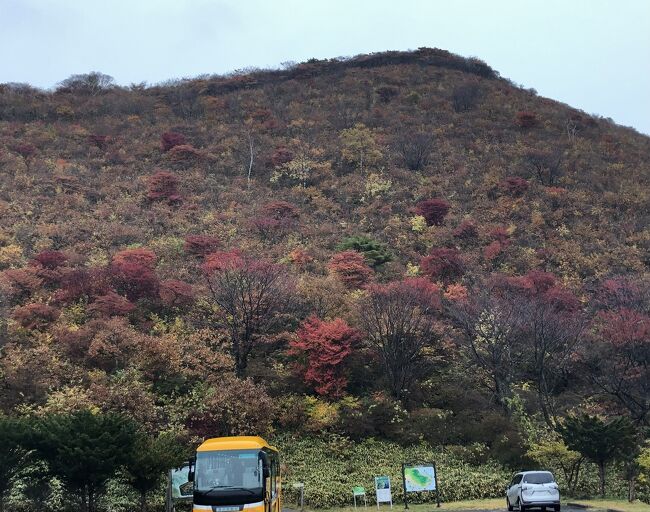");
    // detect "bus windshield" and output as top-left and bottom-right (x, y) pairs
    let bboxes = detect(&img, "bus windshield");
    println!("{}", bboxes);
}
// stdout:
(195, 449), (263, 498)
